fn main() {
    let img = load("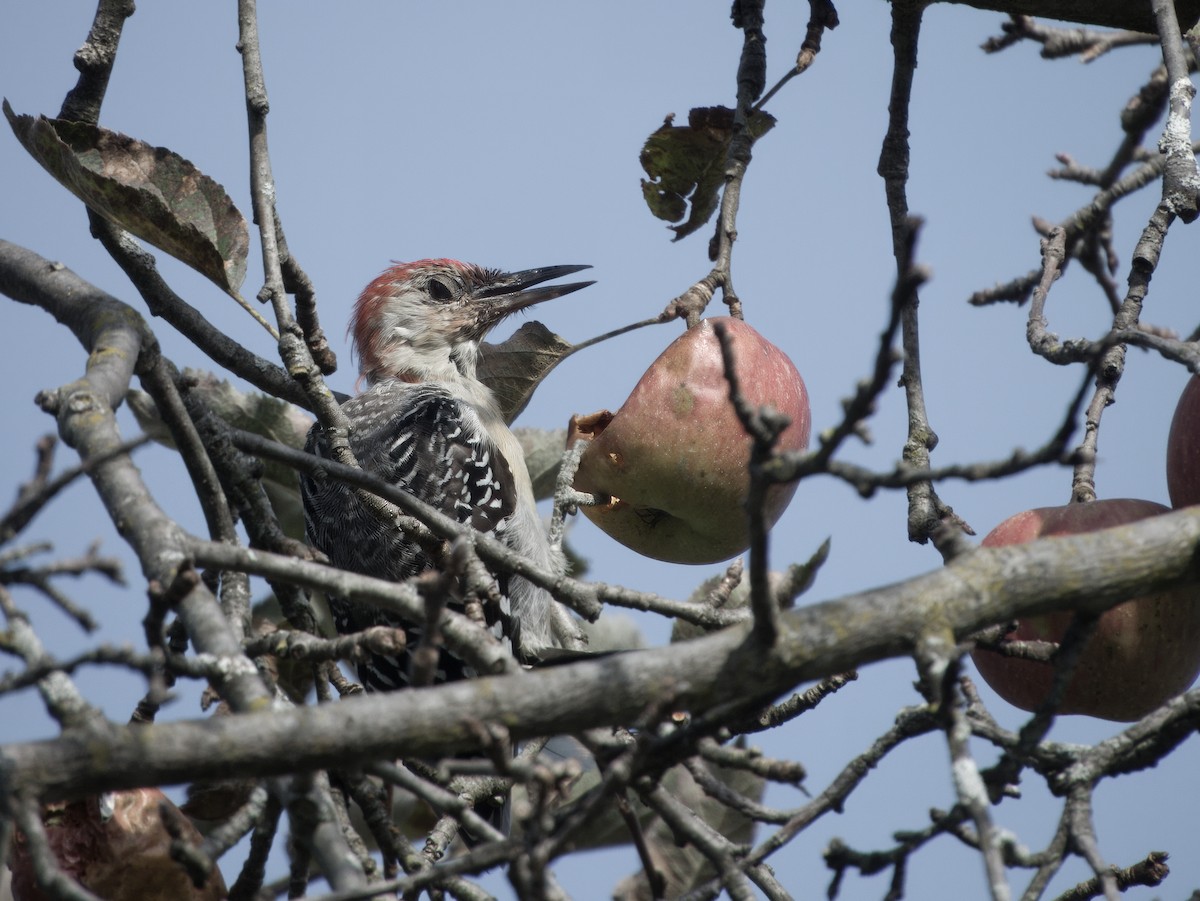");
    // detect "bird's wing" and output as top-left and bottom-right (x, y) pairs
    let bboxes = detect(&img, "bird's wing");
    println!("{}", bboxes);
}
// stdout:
(301, 382), (519, 690)
(381, 387), (518, 541)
